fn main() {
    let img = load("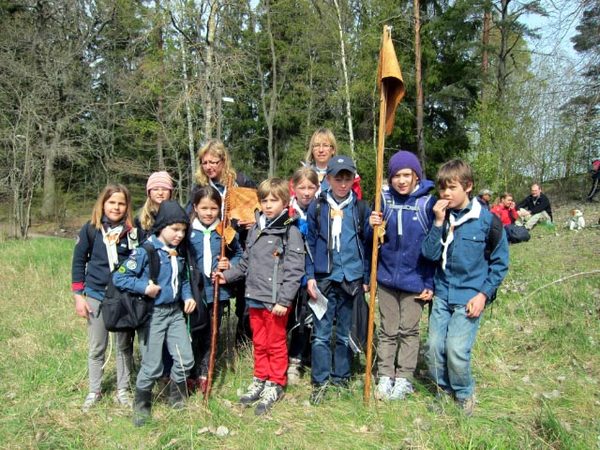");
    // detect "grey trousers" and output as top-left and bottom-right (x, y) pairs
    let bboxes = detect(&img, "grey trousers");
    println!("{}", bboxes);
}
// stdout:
(136, 303), (194, 391)
(86, 297), (133, 393)
(376, 285), (425, 380)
